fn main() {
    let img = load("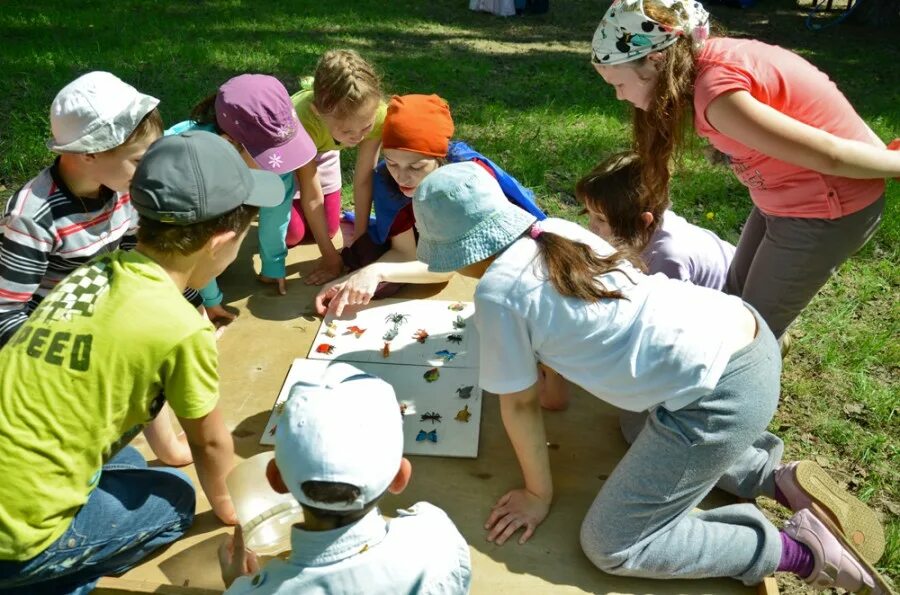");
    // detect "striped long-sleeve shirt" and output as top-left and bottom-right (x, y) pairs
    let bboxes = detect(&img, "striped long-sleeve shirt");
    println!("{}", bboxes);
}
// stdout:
(0, 161), (201, 347)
